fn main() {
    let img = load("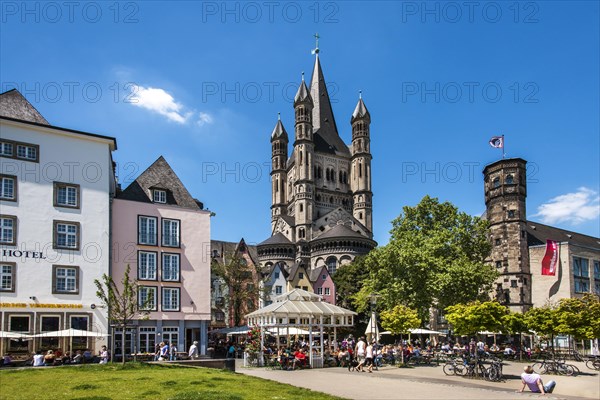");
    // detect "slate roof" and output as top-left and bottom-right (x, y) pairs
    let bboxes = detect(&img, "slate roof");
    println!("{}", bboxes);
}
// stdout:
(118, 156), (201, 210)
(309, 265), (328, 282)
(314, 224), (368, 241)
(309, 56), (350, 156)
(0, 89), (49, 125)
(351, 97), (370, 122)
(526, 221), (600, 250)
(270, 118), (288, 142)
(286, 262), (307, 282)
(257, 232), (293, 247)
(211, 239), (259, 266)
(294, 78), (312, 105)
